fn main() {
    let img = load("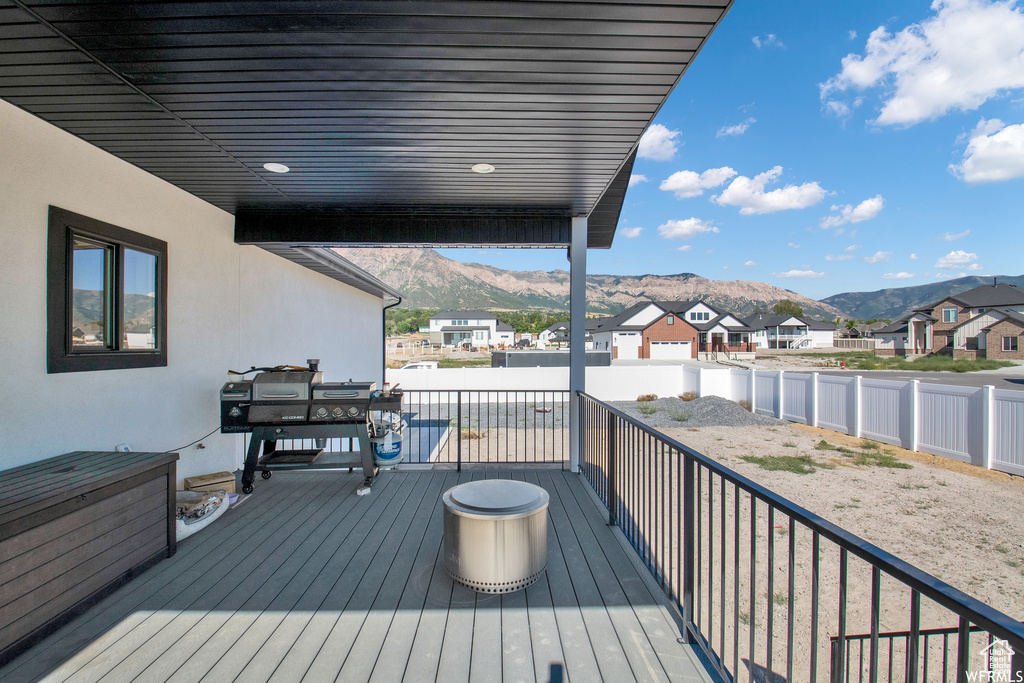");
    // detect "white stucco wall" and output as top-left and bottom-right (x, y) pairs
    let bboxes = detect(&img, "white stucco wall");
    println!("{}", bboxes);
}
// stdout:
(0, 100), (383, 484)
